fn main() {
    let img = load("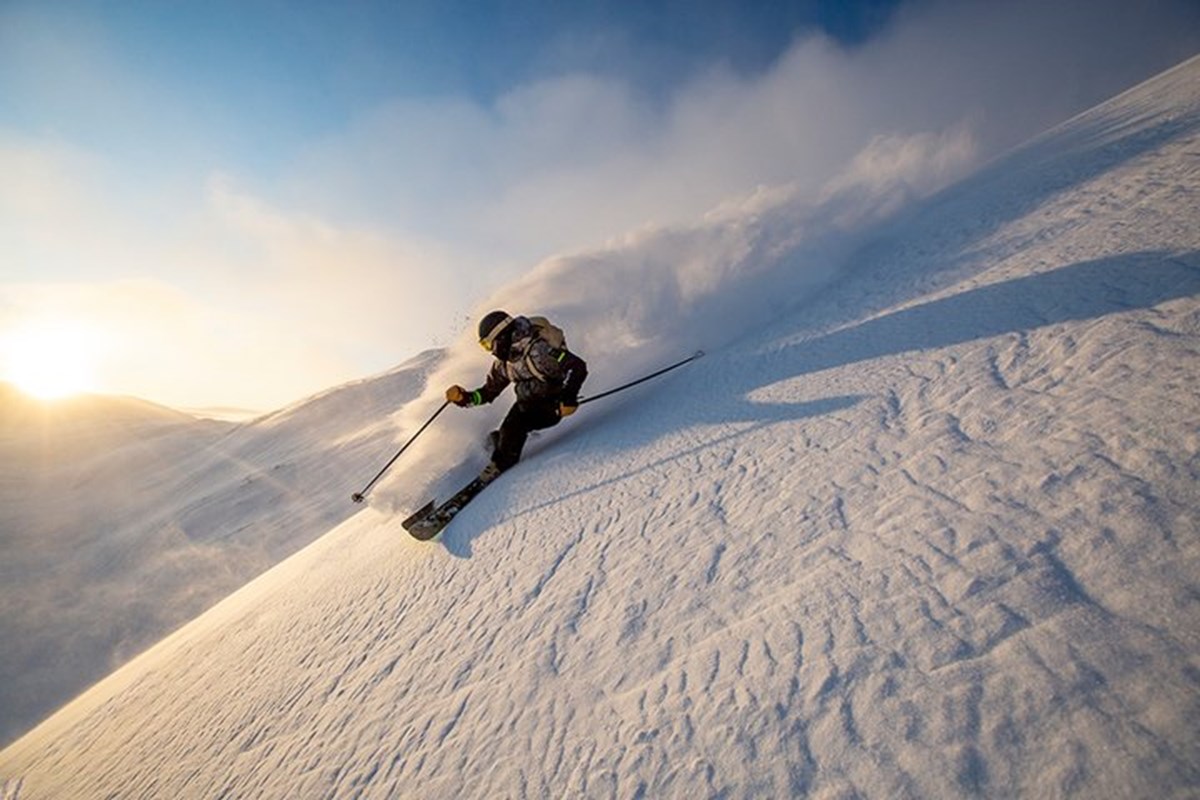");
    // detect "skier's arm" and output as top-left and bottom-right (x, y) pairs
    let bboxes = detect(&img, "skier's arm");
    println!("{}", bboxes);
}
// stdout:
(447, 362), (510, 407)
(468, 361), (511, 405)
(558, 351), (587, 406)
